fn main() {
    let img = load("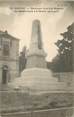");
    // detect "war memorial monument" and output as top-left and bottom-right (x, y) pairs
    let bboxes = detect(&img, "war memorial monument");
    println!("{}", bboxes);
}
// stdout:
(0, 20), (74, 117)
